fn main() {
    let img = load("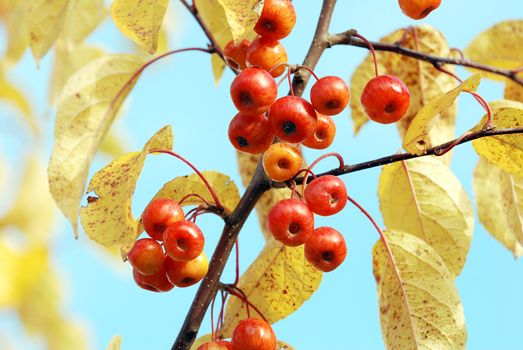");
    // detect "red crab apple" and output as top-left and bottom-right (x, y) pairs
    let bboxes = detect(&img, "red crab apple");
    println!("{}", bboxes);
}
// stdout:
(360, 75), (410, 124)
(231, 318), (277, 350)
(163, 220), (205, 262)
(304, 175), (348, 216)
(267, 198), (314, 246)
(127, 238), (165, 276)
(305, 226), (347, 272)
(142, 198), (184, 241)
(230, 67), (278, 114)
(254, 0), (296, 40)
